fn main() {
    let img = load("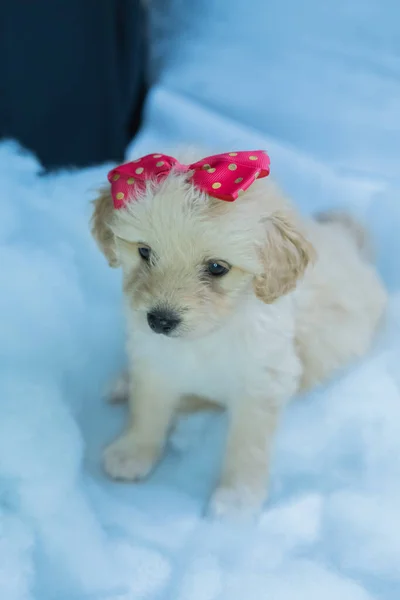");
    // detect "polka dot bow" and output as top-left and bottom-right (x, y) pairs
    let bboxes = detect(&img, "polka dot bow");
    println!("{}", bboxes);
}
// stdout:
(108, 151), (271, 209)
